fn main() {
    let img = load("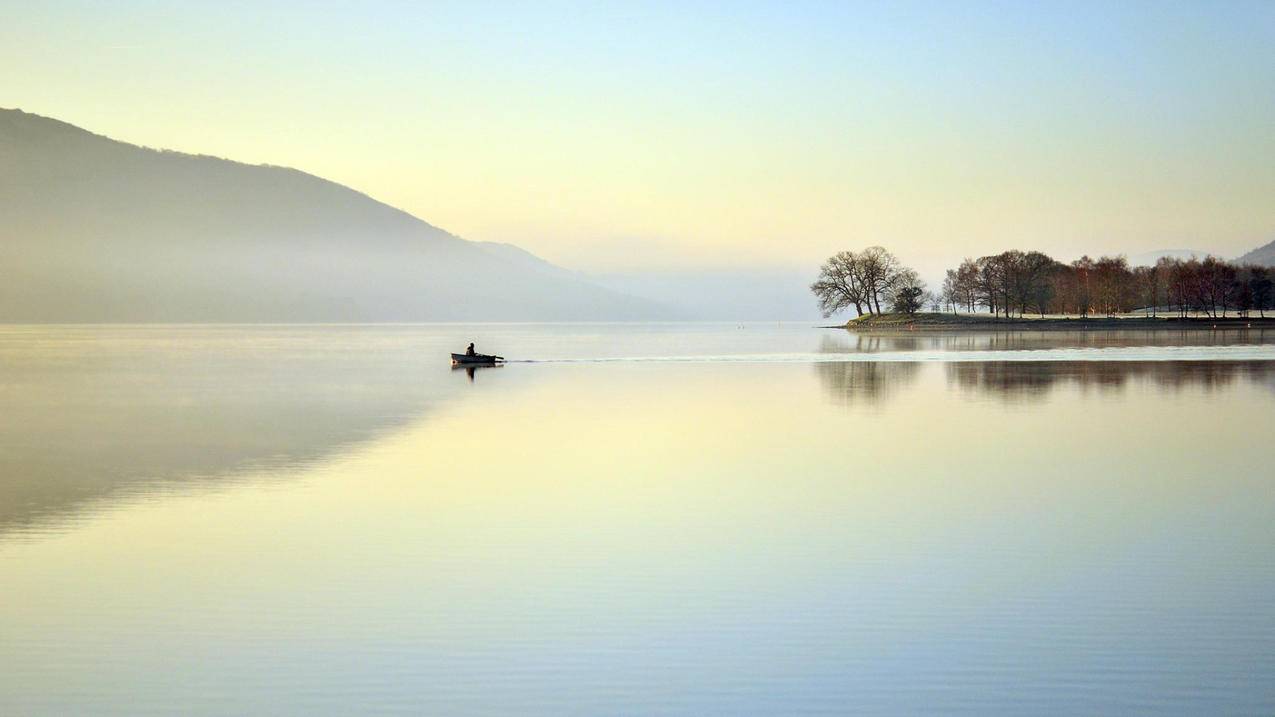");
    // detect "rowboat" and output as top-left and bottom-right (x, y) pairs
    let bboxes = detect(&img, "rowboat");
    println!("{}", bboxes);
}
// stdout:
(451, 352), (505, 365)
